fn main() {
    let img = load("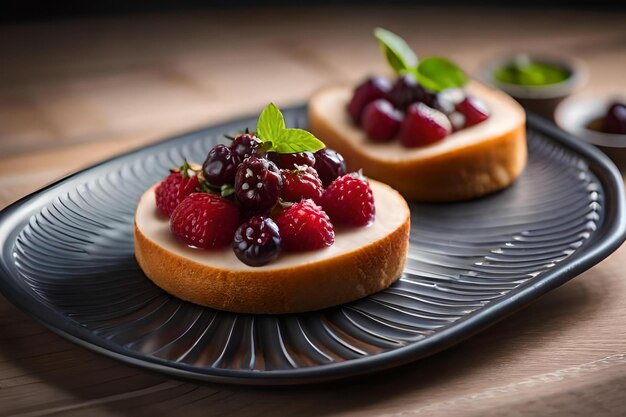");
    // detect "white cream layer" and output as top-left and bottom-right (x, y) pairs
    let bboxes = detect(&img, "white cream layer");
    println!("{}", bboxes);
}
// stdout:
(135, 180), (409, 272)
